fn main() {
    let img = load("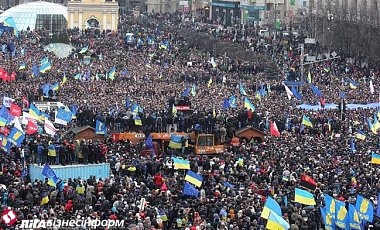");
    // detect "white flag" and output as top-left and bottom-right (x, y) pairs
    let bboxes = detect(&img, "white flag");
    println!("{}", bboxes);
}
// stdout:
(370, 80), (375, 94)
(2, 96), (14, 108)
(44, 119), (57, 136)
(11, 117), (24, 133)
(283, 83), (293, 100)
